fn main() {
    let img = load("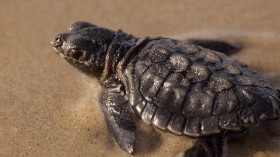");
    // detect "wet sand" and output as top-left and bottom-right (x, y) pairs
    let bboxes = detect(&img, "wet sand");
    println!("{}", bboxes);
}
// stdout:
(0, 0), (280, 157)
